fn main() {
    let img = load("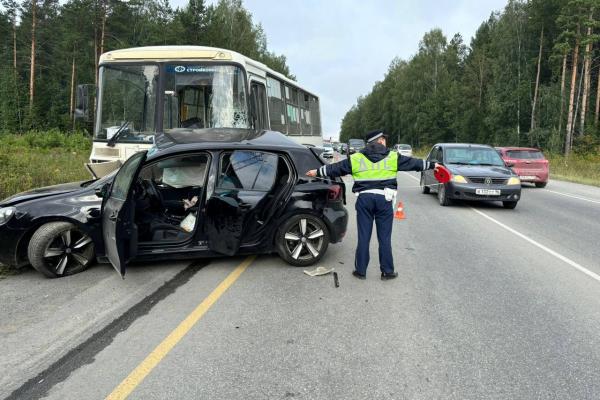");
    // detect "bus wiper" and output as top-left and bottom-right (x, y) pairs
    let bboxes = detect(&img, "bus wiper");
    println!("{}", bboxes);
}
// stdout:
(107, 121), (130, 147)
